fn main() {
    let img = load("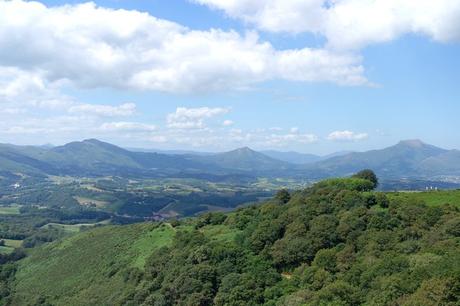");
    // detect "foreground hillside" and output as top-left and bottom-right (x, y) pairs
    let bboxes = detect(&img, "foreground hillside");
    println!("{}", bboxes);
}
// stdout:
(12, 223), (176, 305)
(8, 177), (460, 305)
